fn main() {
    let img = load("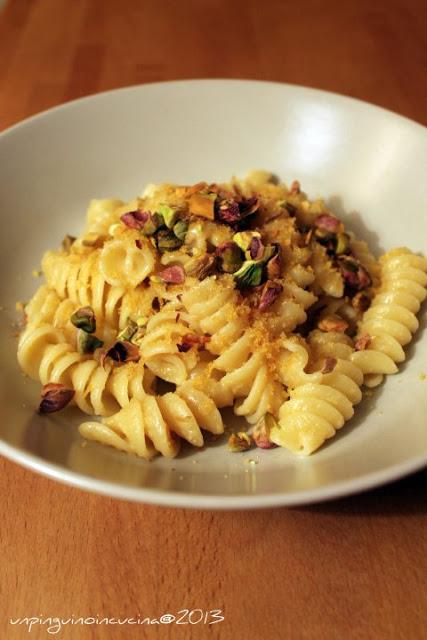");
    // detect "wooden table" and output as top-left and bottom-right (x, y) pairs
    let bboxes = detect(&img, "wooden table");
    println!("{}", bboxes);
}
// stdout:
(1, 1), (426, 638)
